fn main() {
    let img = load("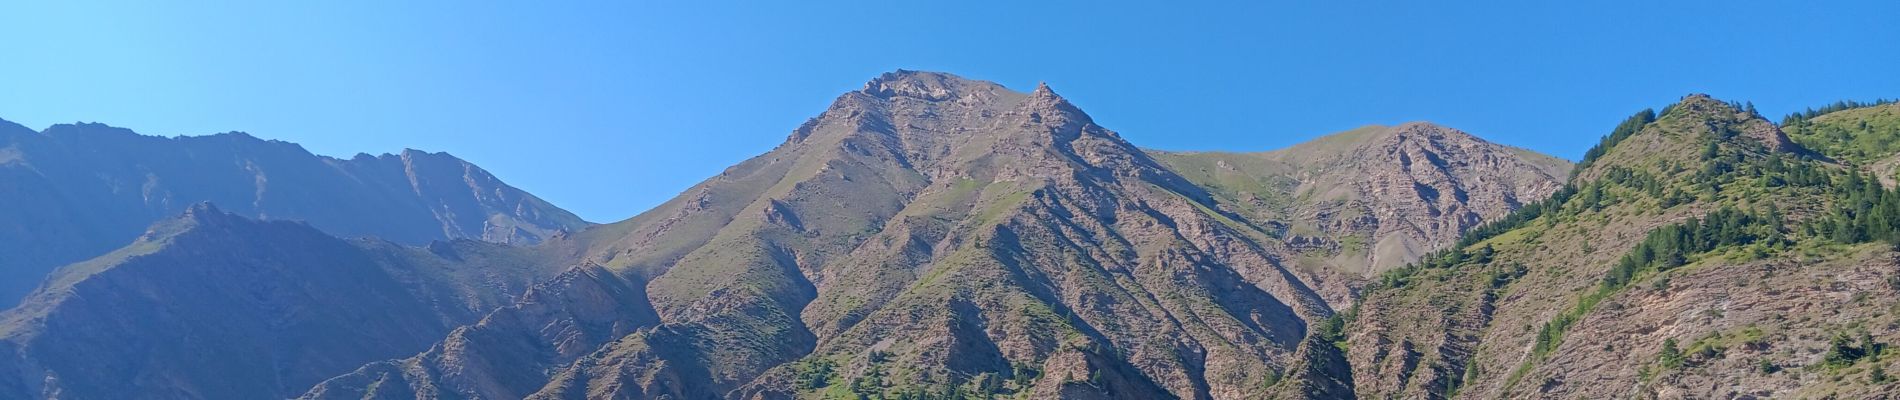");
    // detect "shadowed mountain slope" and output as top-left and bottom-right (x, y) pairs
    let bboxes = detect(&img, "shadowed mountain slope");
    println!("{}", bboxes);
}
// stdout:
(0, 203), (568, 399)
